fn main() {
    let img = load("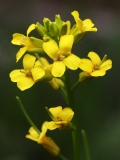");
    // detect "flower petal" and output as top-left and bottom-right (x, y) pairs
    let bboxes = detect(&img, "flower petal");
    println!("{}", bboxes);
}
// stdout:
(31, 66), (45, 81)
(23, 54), (36, 70)
(49, 106), (62, 118)
(88, 52), (101, 65)
(16, 47), (27, 62)
(11, 33), (25, 45)
(91, 70), (106, 77)
(79, 58), (93, 73)
(83, 19), (94, 28)
(9, 70), (25, 82)
(100, 59), (112, 70)
(71, 10), (79, 21)
(63, 54), (81, 70)
(43, 40), (59, 60)
(39, 122), (48, 139)
(17, 76), (35, 91)
(71, 11), (83, 30)
(59, 35), (74, 53)
(46, 121), (61, 130)
(26, 127), (39, 141)
(27, 24), (35, 36)
(52, 61), (65, 77)
(83, 19), (97, 31)
(59, 107), (74, 122)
